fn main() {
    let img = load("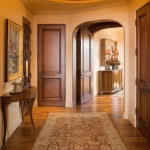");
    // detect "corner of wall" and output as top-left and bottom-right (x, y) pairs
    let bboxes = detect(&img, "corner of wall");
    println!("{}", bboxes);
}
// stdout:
(123, 112), (128, 119)
(128, 113), (136, 127)
(124, 112), (136, 127)
(65, 102), (73, 108)
(7, 117), (22, 137)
